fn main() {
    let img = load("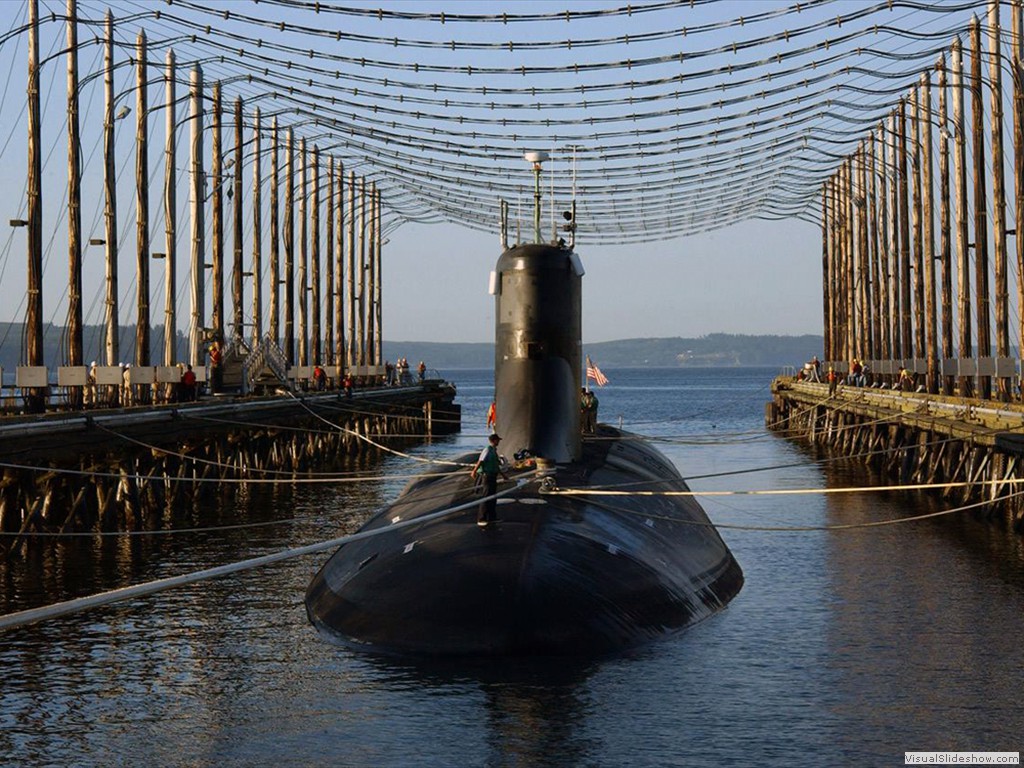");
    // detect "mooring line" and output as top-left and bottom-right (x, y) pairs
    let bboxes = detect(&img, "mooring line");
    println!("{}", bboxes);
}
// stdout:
(548, 476), (1024, 498)
(579, 487), (1024, 533)
(283, 389), (471, 468)
(92, 421), (460, 481)
(0, 477), (537, 631)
